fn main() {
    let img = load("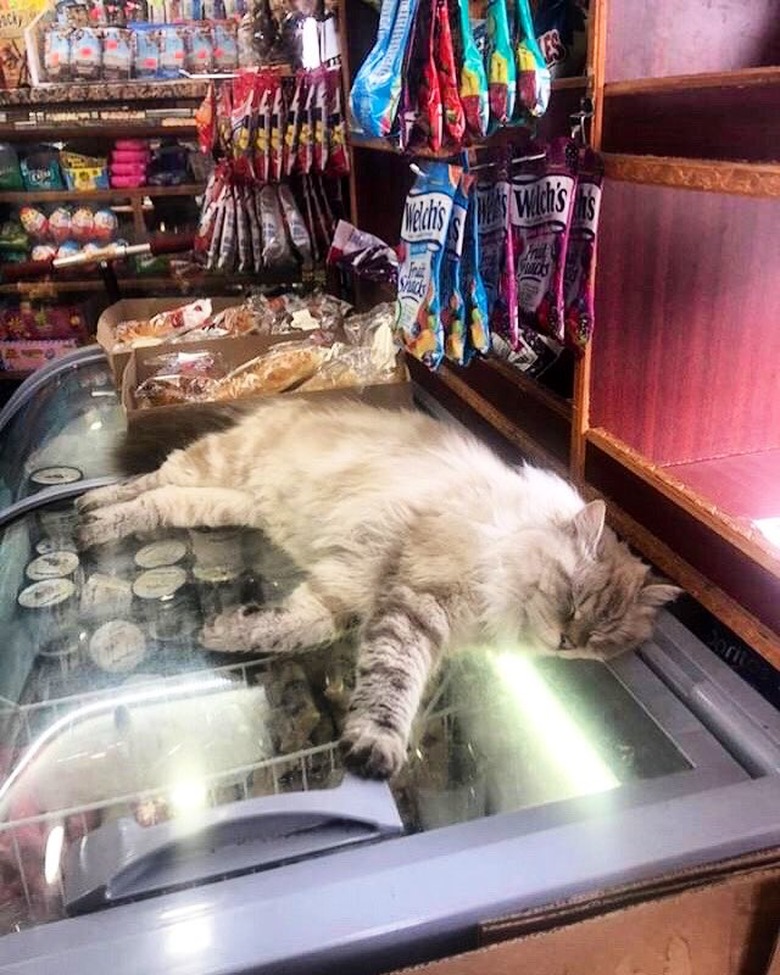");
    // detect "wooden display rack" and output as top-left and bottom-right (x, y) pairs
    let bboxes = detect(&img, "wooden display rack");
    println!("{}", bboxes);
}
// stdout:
(341, 0), (780, 667)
